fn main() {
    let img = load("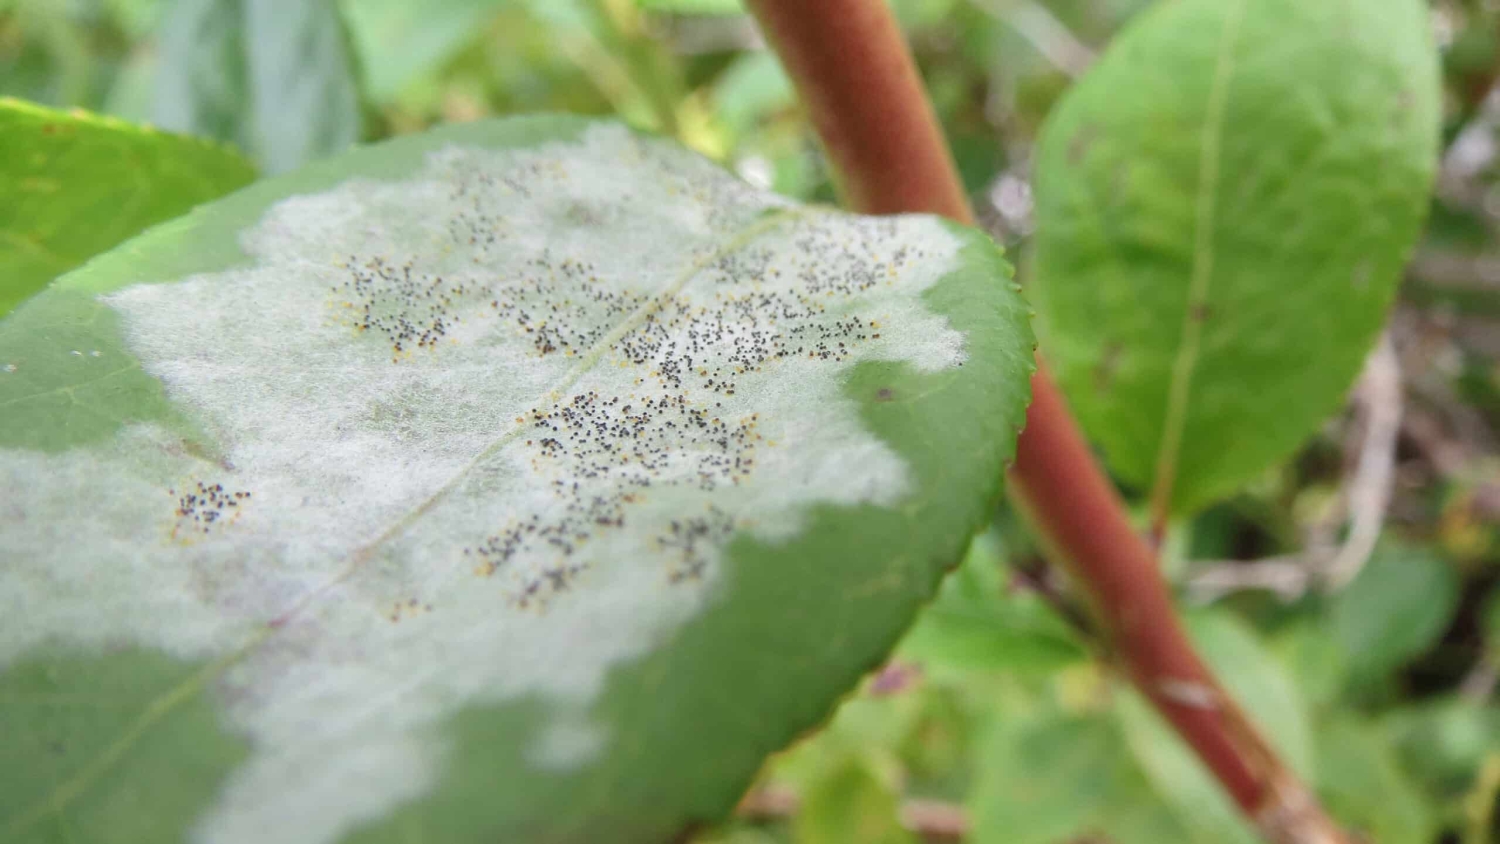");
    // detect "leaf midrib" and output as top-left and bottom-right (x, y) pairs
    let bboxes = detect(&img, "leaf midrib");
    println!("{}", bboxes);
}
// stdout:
(1147, 0), (1247, 520)
(2, 203), (811, 837)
